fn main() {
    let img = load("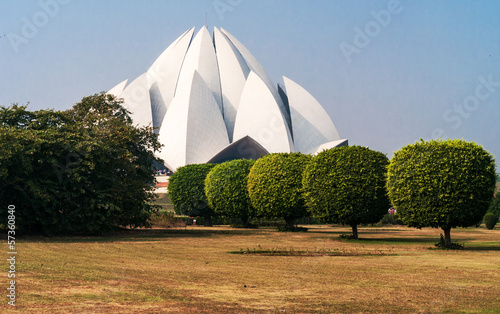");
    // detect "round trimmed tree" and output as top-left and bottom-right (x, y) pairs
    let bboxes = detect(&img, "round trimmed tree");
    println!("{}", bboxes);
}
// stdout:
(247, 153), (310, 229)
(168, 163), (216, 226)
(205, 159), (256, 227)
(387, 139), (496, 247)
(302, 146), (390, 239)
